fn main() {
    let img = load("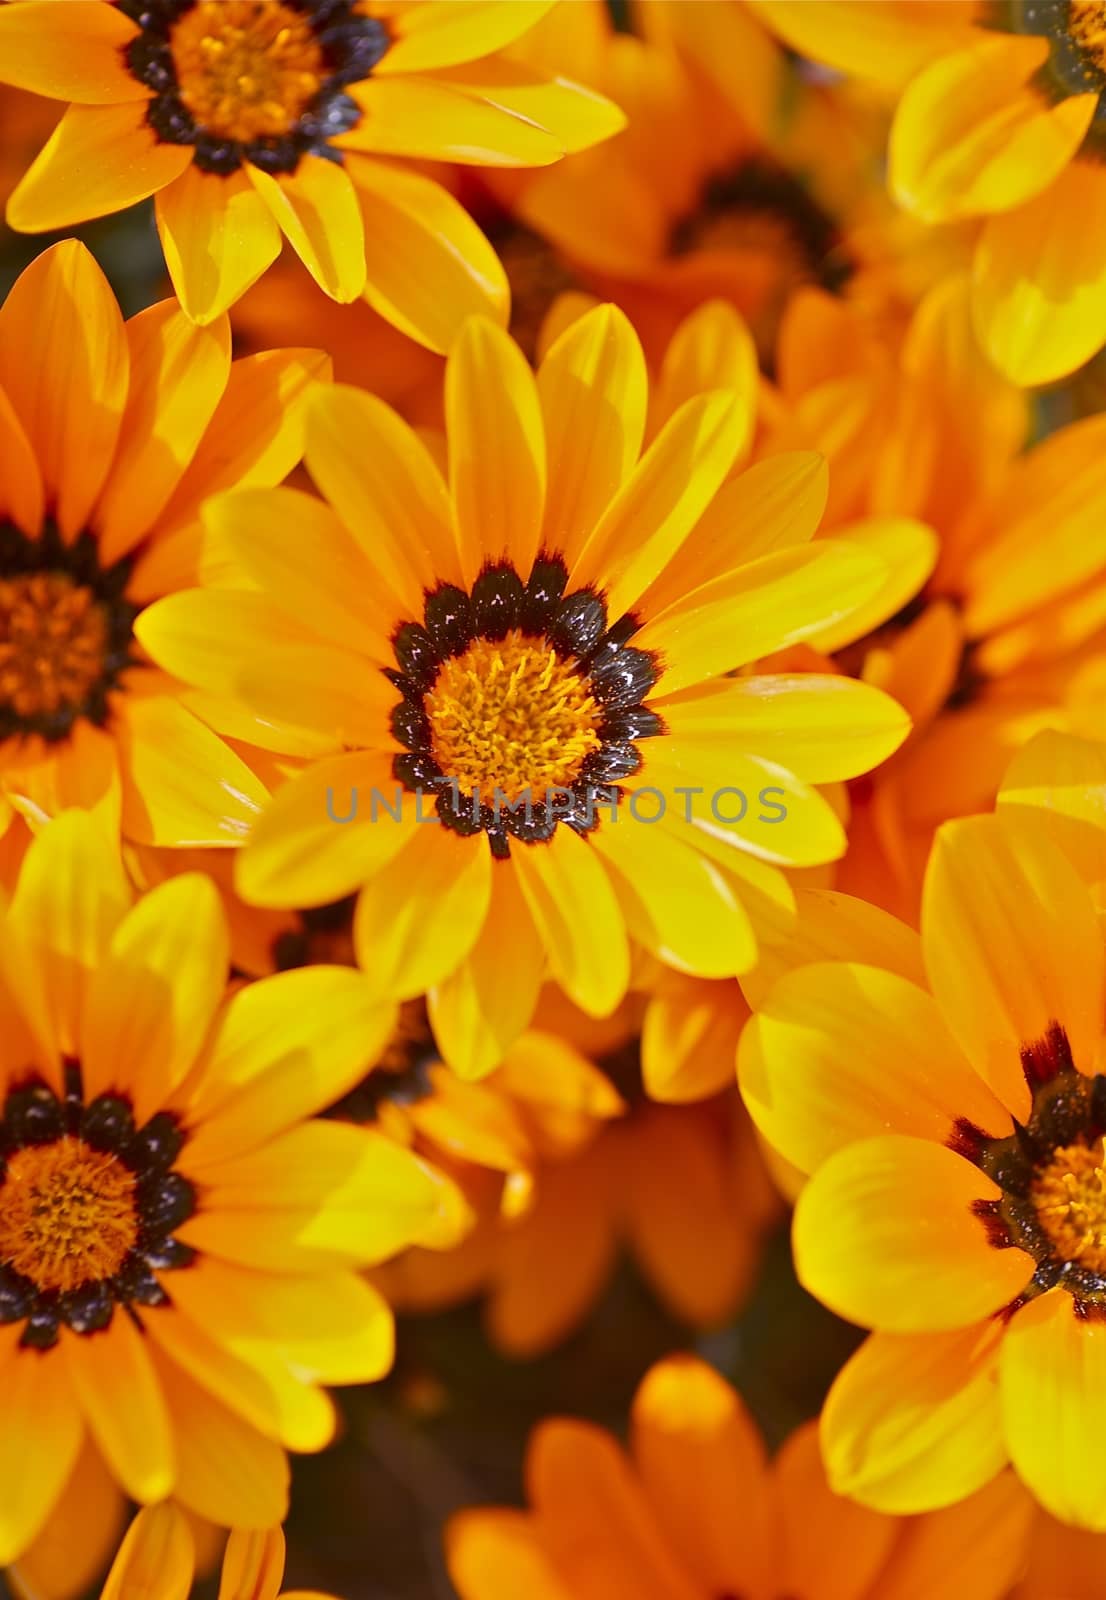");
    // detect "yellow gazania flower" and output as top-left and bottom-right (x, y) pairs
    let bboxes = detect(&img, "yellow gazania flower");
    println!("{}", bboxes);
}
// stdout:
(136, 302), (910, 1076)
(770, 278), (1105, 922)
(94, 1507), (335, 1600)
(750, 0), (1106, 384)
(0, 809), (443, 1566)
(740, 734), (1106, 1528)
(0, 236), (335, 847)
(0, 0), (624, 345)
(366, 985), (780, 1356)
(446, 1353), (1034, 1600)
(473, 0), (969, 366)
